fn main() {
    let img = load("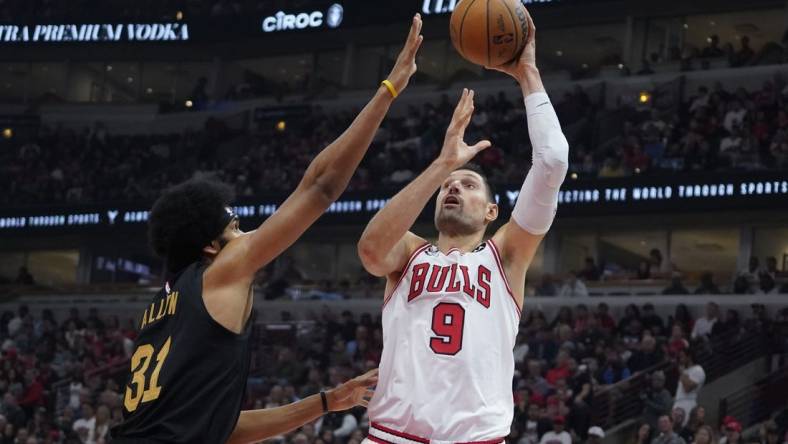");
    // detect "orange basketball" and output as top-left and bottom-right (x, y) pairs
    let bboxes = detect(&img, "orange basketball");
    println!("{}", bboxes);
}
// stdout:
(450, 0), (530, 67)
